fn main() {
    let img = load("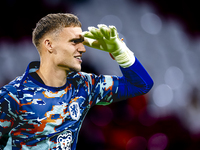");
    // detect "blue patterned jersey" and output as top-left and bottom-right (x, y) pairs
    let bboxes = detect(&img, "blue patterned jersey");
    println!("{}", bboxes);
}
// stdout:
(0, 61), (119, 150)
(0, 58), (153, 150)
